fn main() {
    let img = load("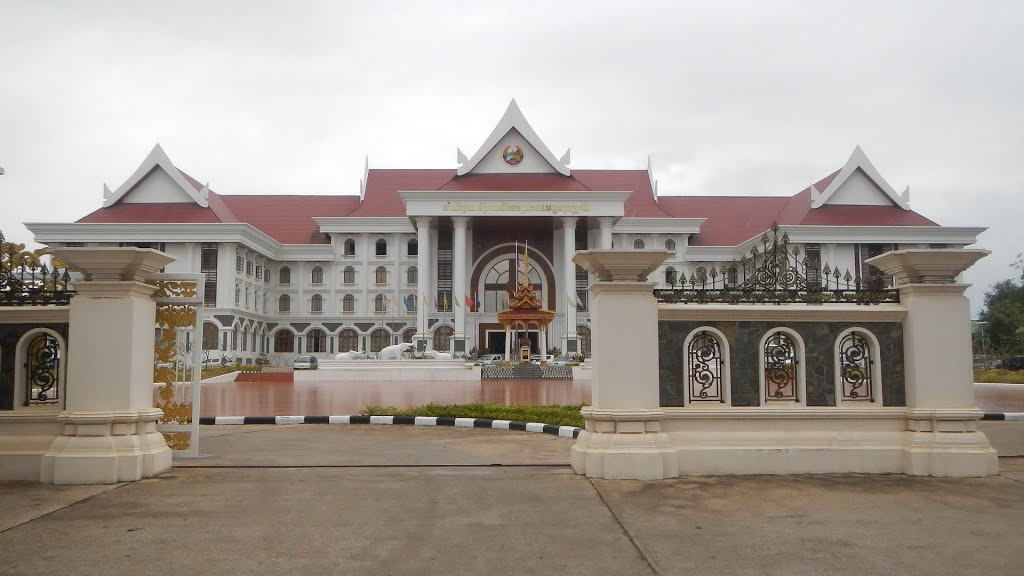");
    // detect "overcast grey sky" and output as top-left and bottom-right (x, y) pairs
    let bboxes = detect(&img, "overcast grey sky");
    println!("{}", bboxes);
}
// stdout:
(1, 1), (1021, 315)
